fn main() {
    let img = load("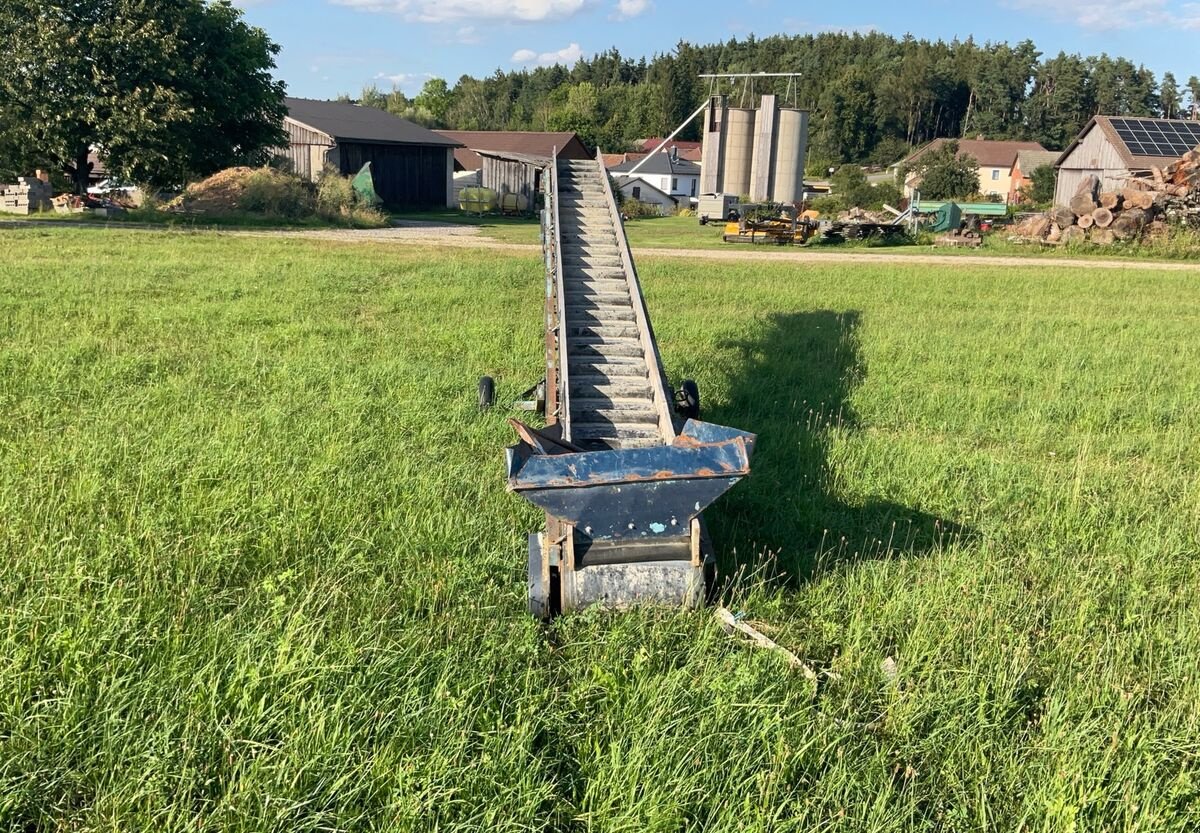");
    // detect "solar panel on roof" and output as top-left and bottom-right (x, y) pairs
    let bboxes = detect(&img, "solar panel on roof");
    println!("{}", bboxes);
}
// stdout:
(1109, 117), (1200, 159)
